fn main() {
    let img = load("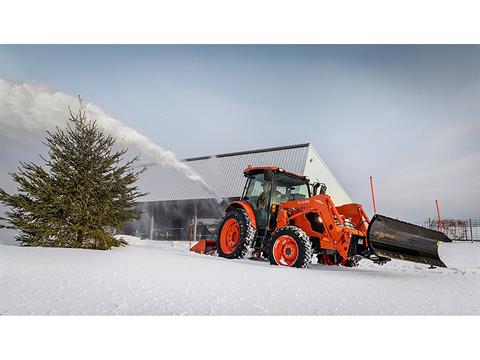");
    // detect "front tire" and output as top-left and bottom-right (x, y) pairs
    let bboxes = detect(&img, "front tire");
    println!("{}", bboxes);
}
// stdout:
(216, 208), (255, 259)
(269, 226), (312, 268)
